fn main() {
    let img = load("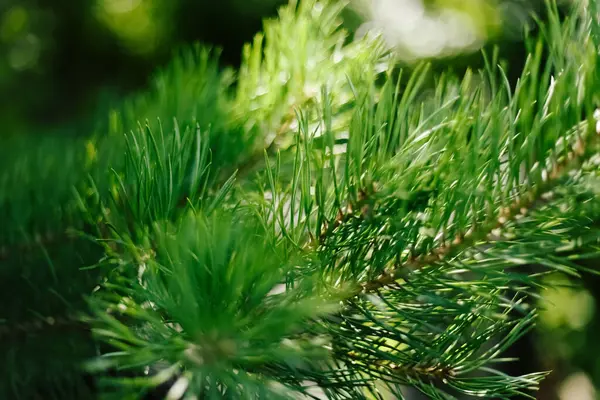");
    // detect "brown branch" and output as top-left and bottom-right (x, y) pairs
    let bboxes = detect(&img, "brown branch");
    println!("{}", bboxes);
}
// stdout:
(0, 217), (112, 262)
(0, 229), (75, 262)
(0, 222), (110, 340)
(345, 352), (456, 381)
(388, 362), (457, 380)
(0, 313), (89, 341)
